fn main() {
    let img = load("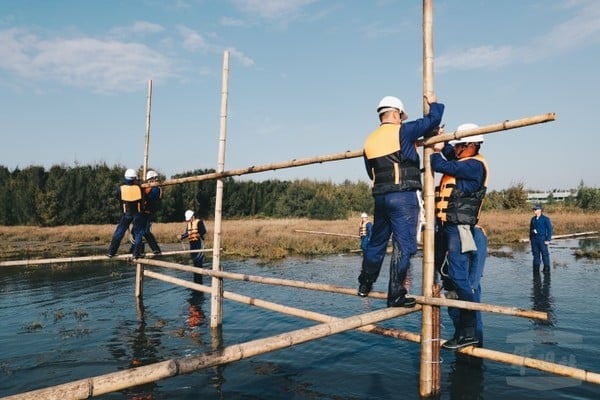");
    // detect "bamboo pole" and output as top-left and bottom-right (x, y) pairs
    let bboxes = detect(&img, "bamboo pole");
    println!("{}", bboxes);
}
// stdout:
(458, 345), (600, 384)
(0, 249), (214, 268)
(142, 79), (152, 179)
(420, 113), (556, 146)
(3, 307), (415, 400)
(152, 113), (554, 188)
(135, 262), (143, 298)
(294, 229), (359, 238)
(143, 269), (421, 341)
(519, 231), (598, 243)
(210, 50), (229, 329)
(140, 258), (548, 321)
(420, 0), (437, 394)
